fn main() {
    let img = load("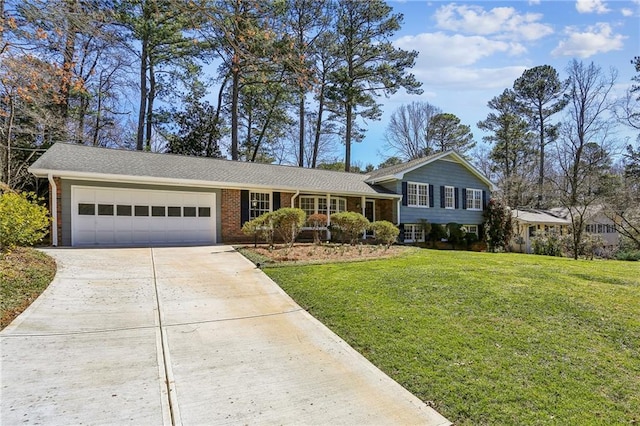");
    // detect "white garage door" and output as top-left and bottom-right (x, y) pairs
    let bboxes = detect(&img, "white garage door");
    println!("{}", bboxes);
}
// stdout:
(72, 186), (216, 246)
